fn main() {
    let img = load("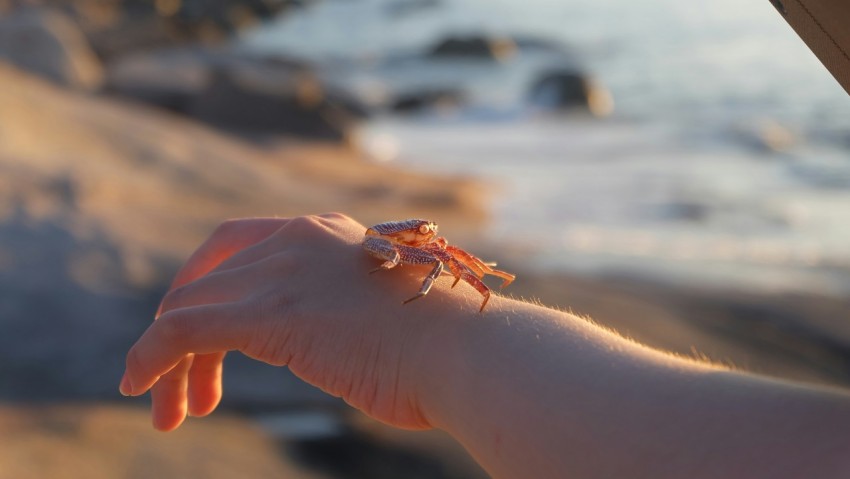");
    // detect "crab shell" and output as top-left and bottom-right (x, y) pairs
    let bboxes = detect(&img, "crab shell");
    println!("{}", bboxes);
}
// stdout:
(365, 219), (438, 246)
